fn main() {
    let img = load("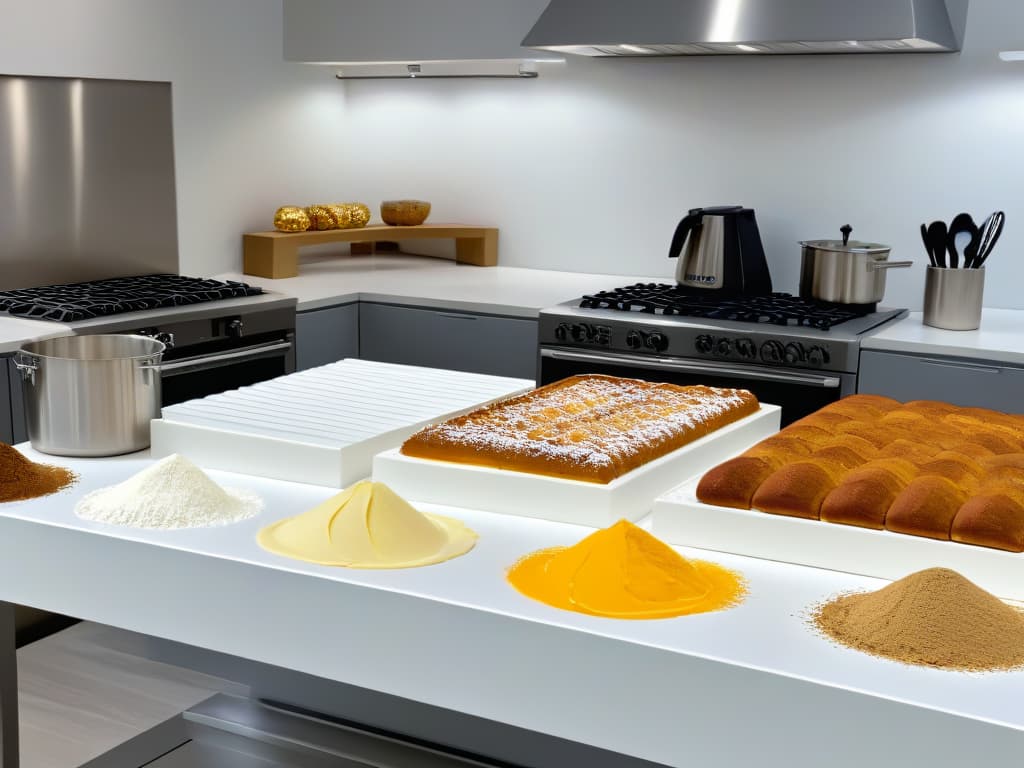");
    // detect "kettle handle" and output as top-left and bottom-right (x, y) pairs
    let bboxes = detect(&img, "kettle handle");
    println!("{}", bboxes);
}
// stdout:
(668, 212), (704, 259)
